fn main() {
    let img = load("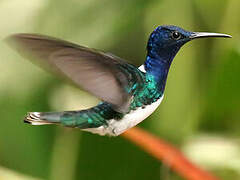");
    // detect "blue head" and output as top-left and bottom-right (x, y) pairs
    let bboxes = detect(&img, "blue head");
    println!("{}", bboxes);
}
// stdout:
(144, 25), (231, 92)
